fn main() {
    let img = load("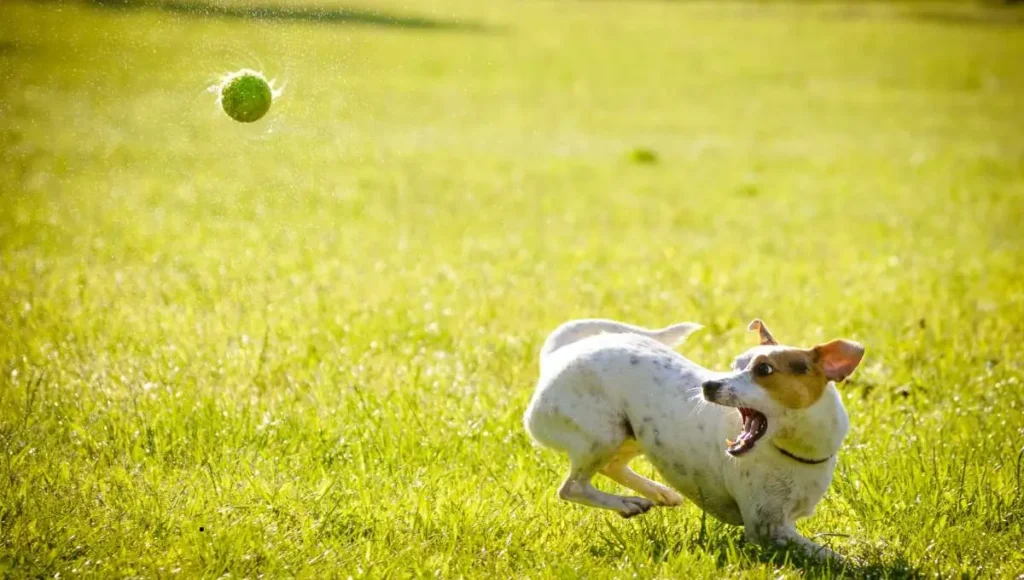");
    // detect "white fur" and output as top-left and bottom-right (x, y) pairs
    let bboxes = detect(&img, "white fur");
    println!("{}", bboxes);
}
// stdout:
(524, 319), (850, 561)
